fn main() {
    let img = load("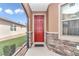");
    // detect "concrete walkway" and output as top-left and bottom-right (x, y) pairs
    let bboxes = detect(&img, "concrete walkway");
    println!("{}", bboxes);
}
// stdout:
(25, 46), (61, 56)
